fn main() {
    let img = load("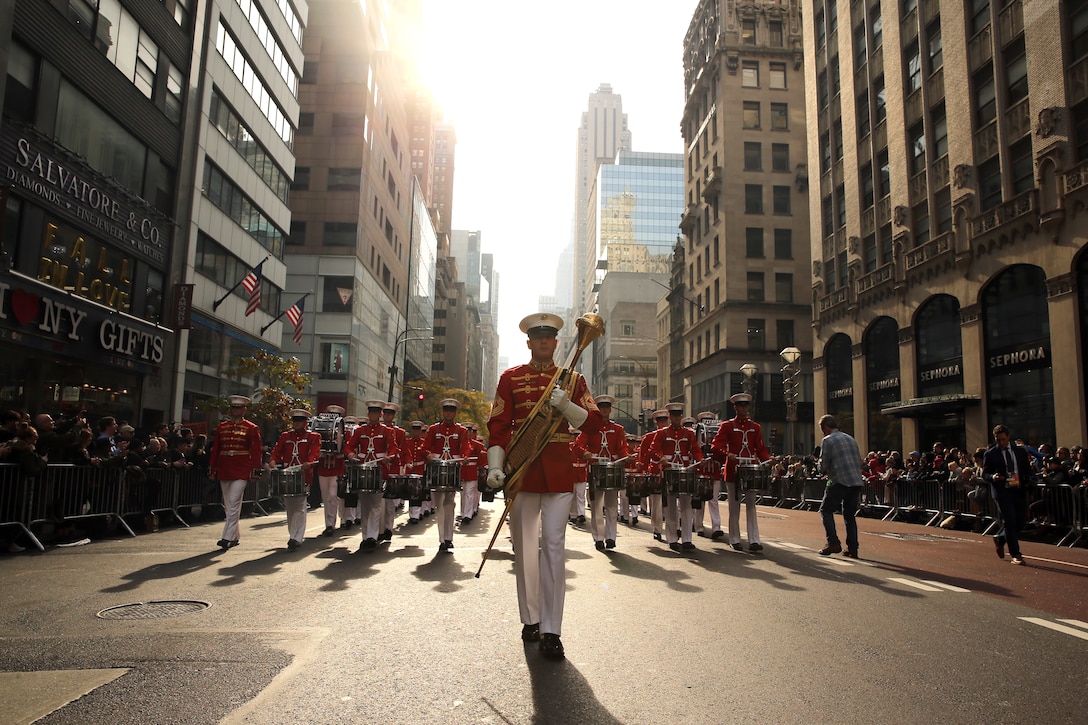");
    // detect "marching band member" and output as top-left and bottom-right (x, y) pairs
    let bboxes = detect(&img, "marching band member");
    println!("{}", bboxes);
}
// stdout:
(404, 421), (428, 524)
(651, 402), (704, 552)
(570, 431), (588, 525)
(269, 409), (322, 550)
(380, 402), (408, 542)
(693, 411), (724, 539)
(208, 395), (263, 550)
(421, 398), (472, 552)
(337, 414), (361, 529)
(486, 313), (603, 659)
(460, 423), (486, 524)
(710, 393), (772, 552)
(619, 433), (642, 525)
(638, 410), (670, 542)
(316, 405), (347, 536)
(575, 395), (630, 551)
(344, 401), (400, 552)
